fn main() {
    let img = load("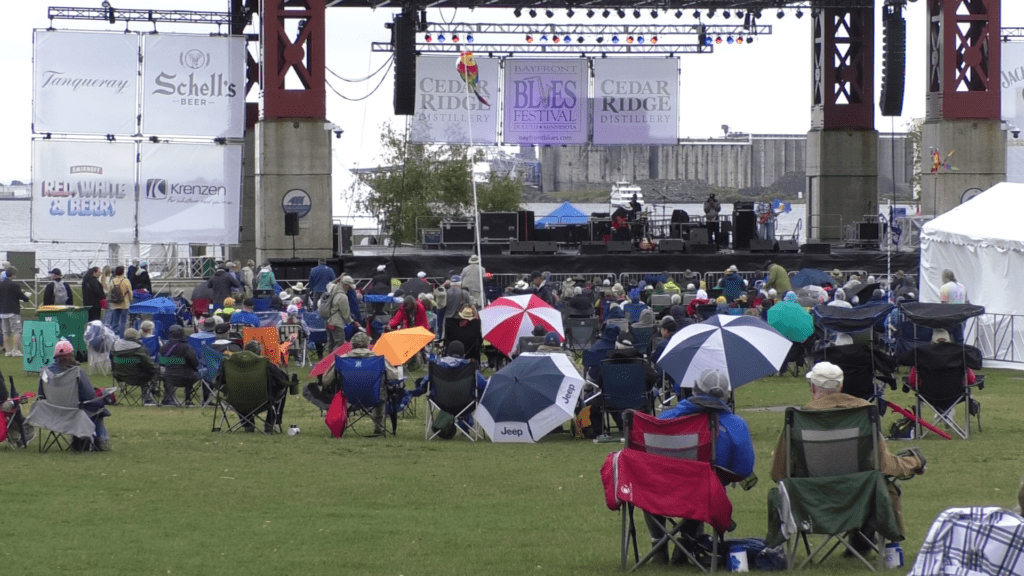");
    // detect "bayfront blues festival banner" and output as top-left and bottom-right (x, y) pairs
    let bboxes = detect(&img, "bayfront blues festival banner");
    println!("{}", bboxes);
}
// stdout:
(592, 58), (678, 145)
(141, 34), (247, 138)
(33, 31), (139, 136)
(503, 59), (588, 145)
(138, 143), (242, 244)
(32, 140), (137, 243)
(410, 54), (499, 144)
